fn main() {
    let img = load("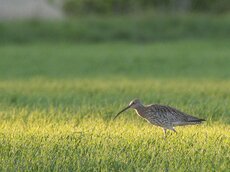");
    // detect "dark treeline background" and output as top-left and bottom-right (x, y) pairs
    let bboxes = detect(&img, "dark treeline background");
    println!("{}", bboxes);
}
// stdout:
(1, 0), (229, 44)
(1, 15), (230, 44)
(63, 0), (230, 15)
